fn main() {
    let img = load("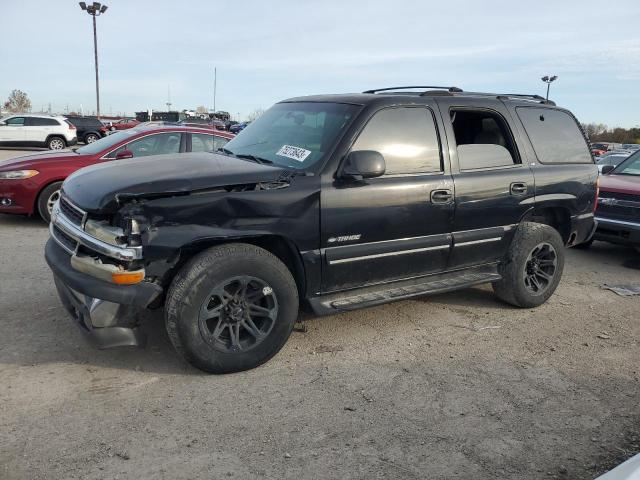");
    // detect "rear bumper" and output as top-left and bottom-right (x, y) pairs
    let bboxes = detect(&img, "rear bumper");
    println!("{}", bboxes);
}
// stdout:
(570, 212), (597, 245)
(45, 239), (162, 348)
(594, 216), (640, 246)
(67, 137), (78, 146)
